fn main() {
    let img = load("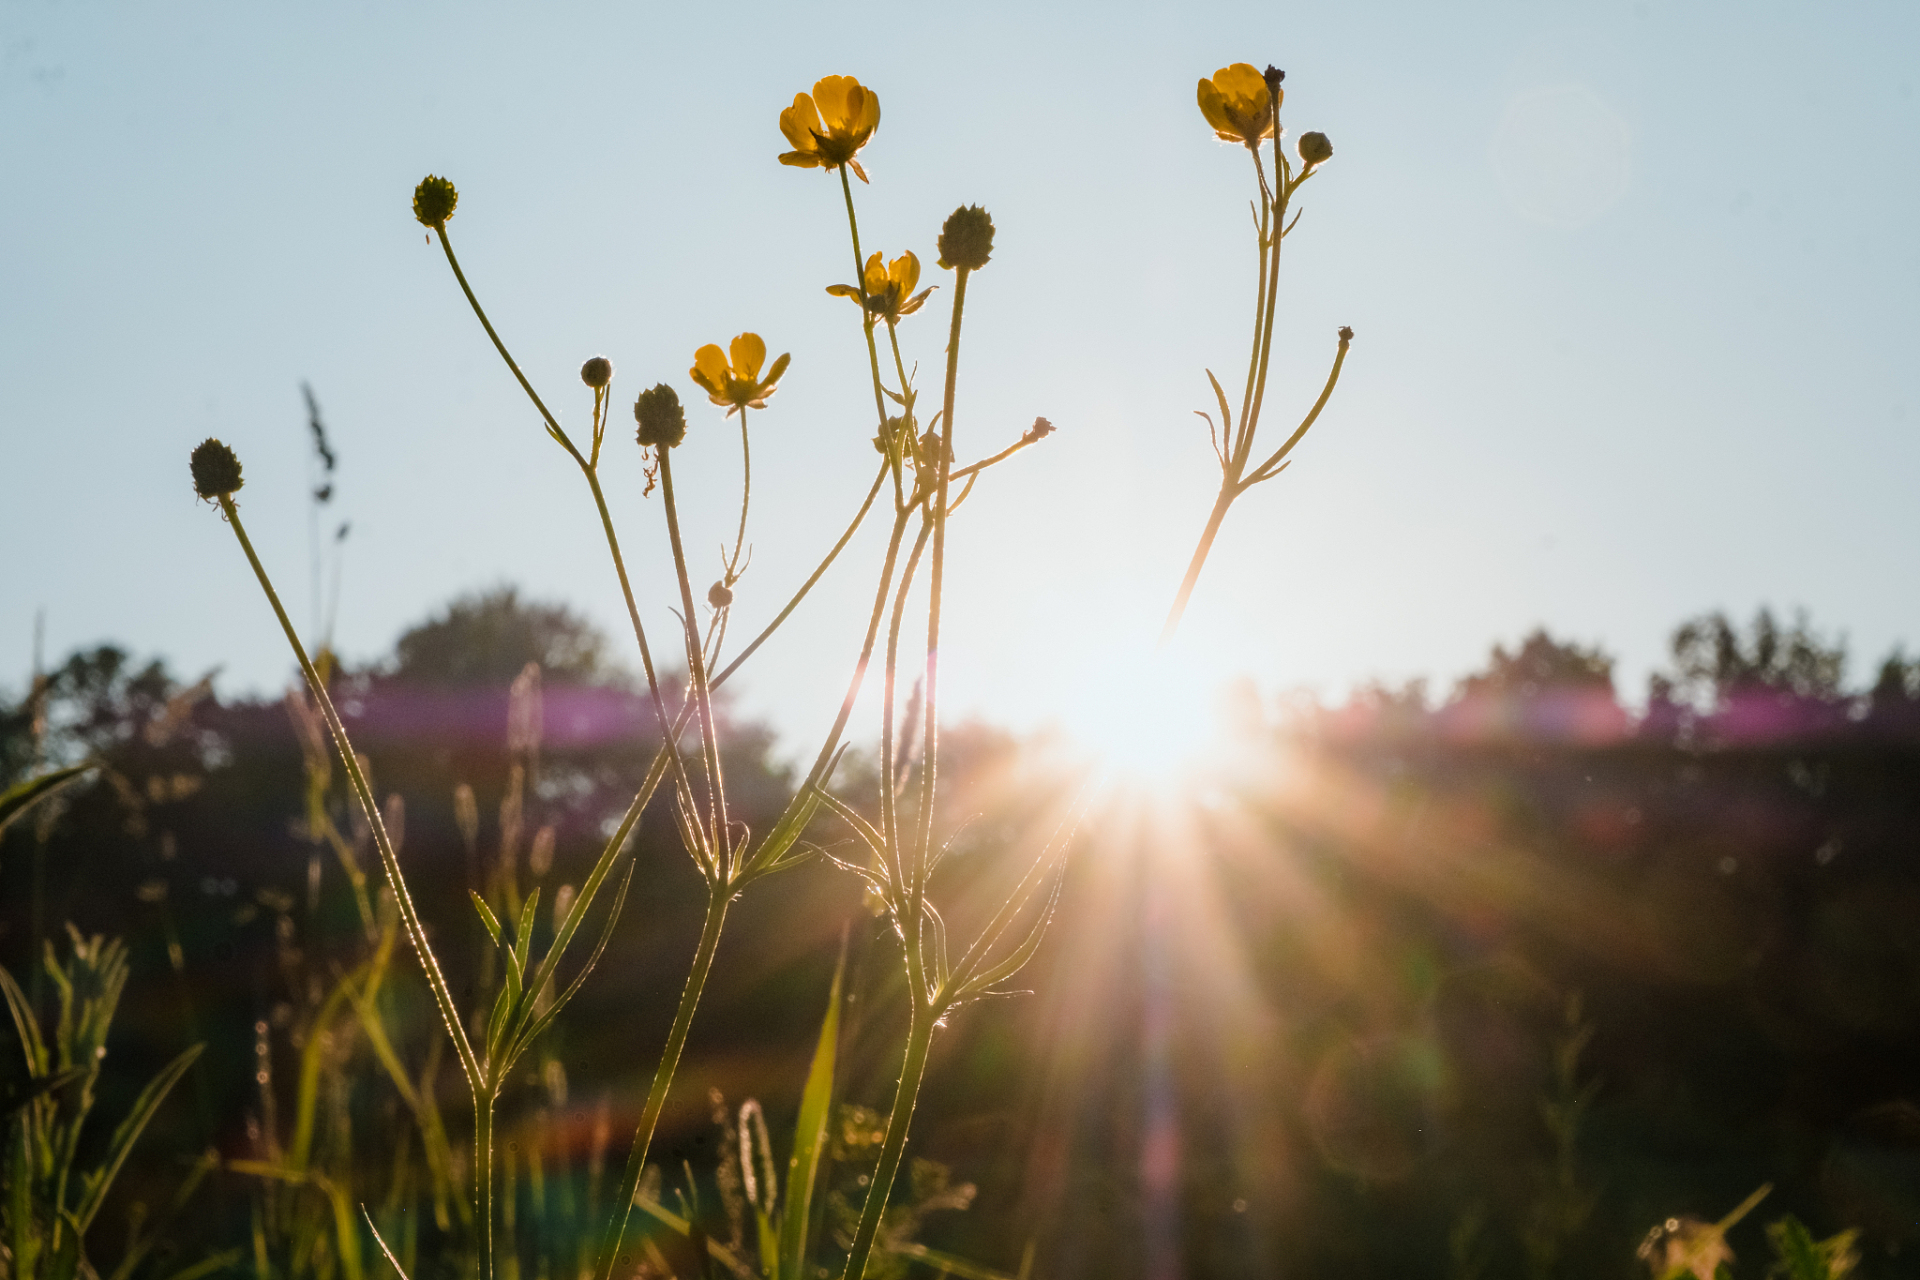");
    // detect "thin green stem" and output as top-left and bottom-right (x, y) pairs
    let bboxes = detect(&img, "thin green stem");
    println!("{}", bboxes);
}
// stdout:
(475, 1090), (496, 1280)
(1235, 149), (1273, 456)
(880, 517), (934, 888)
(433, 225), (697, 822)
(597, 888), (730, 1280)
(839, 166), (905, 507)
(1240, 330), (1351, 491)
(914, 267), (969, 889)
(215, 495), (491, 1277)
(712, 459), (888, 688)
(657, 446), (731, 871)
(434, 227), (580, 464)
(838, 1013), (935, 1280)
(1158, 484), (1235, 648)
(726, 410), (752, 582)
(1235, 166), (1286, 477)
